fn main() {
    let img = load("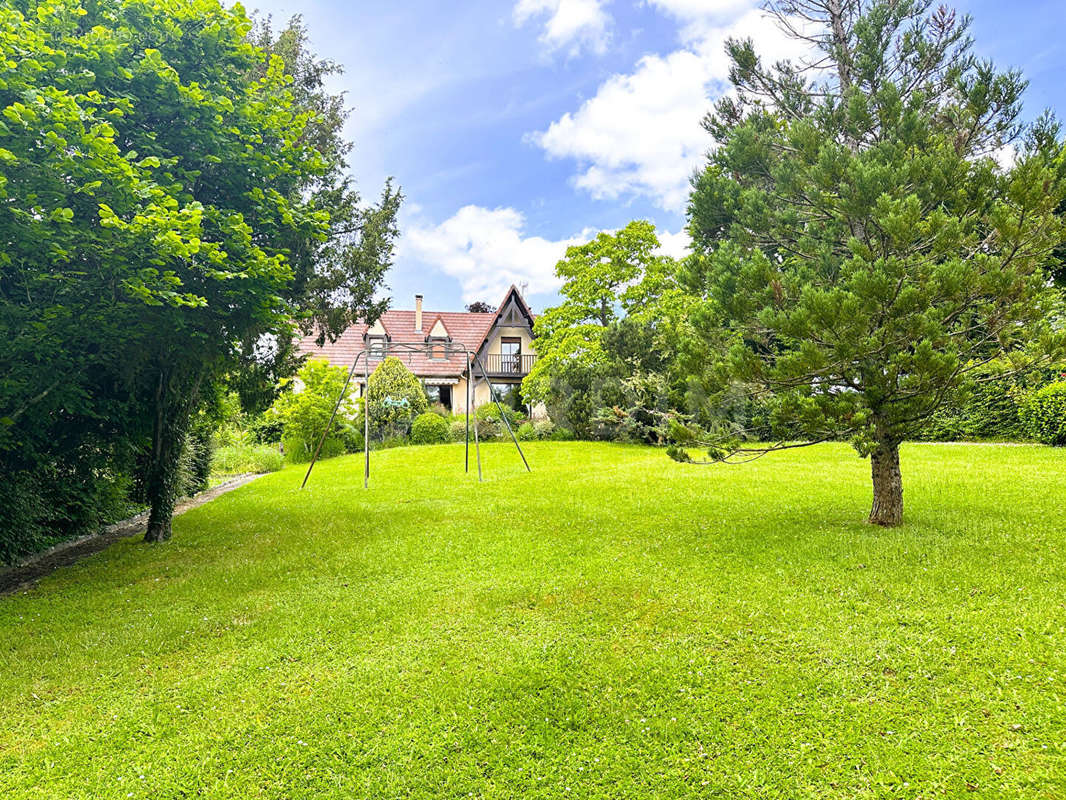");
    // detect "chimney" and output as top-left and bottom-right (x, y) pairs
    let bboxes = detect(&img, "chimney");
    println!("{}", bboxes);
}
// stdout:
(414, 294), (423, 332)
